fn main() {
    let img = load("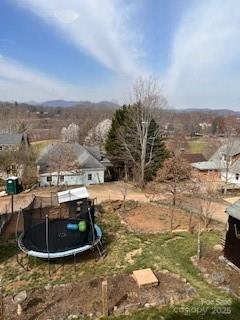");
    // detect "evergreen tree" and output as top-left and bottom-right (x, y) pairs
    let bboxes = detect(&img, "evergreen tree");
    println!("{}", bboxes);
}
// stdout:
(105, 104), (169, 186)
